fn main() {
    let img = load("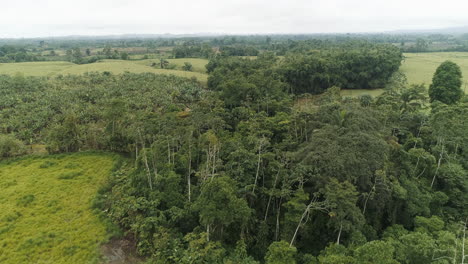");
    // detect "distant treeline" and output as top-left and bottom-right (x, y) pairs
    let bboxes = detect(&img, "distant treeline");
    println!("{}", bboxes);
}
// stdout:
(4, 32), (468, 63)
(0, 45), (42, 62)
